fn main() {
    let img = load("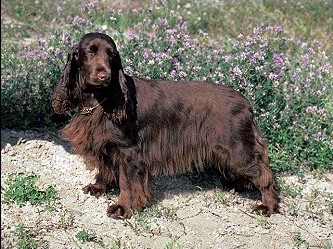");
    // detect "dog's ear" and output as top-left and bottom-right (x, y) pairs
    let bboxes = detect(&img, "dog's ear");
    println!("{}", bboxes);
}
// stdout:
(110, 53), (137, 123)
(60, 45), (79, 89)
(118, 64), (128, 103)
(52, 45), (80, 114)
